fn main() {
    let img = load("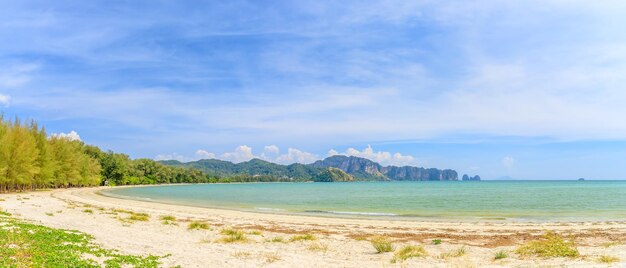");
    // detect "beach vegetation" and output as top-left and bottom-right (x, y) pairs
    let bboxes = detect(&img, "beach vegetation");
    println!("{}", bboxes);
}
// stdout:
(83, 209), (93, 214)
(597, 255), (619, 264)
(264, 252), (281, 264)
(439, 246), (468, 259)
(219, 228), (247, 243)
(494, 250), (508, 260)
(515, 231), (579, 258)
(370, 236), (394, 253)
(391, 245), (427, 263)
(266, 237), (286, 243)
(188, 221), (210, 230)
(0, 215), (162, 267)
(159, 215), (177, 225)
(248, 230), (263, 236)
(307, 242), (329, 252)
(290, 233), (317, 242)
(45, 212), (54, 216)
(432, 239), (442, 245)
(128, 212), (149, 221)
